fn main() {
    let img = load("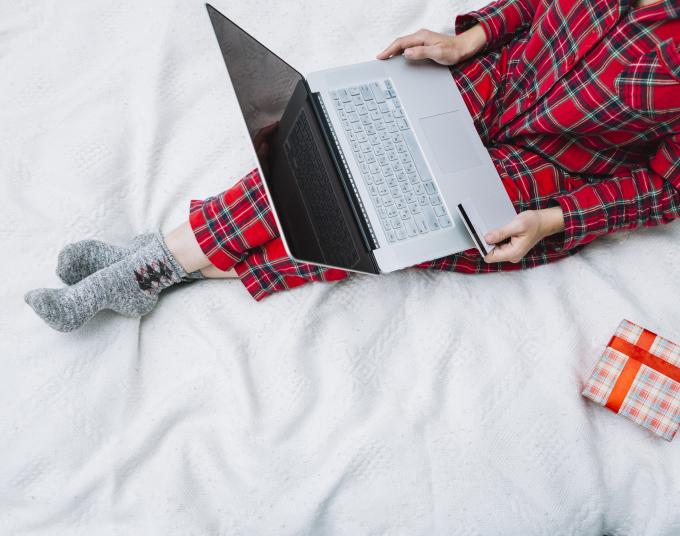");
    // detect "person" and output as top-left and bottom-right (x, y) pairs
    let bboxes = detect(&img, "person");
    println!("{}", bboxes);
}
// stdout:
(25, 0), (680, 332)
